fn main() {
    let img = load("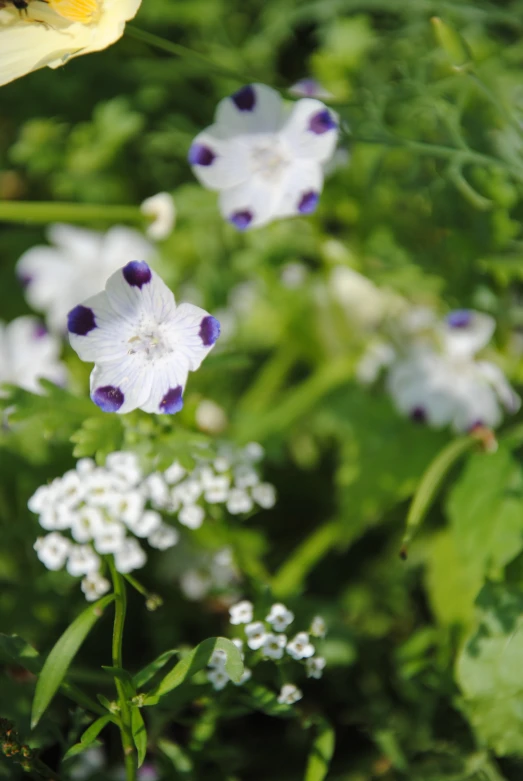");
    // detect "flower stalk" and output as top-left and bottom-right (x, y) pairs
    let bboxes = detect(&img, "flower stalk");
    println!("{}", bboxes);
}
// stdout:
(0, 201), (147, 227)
